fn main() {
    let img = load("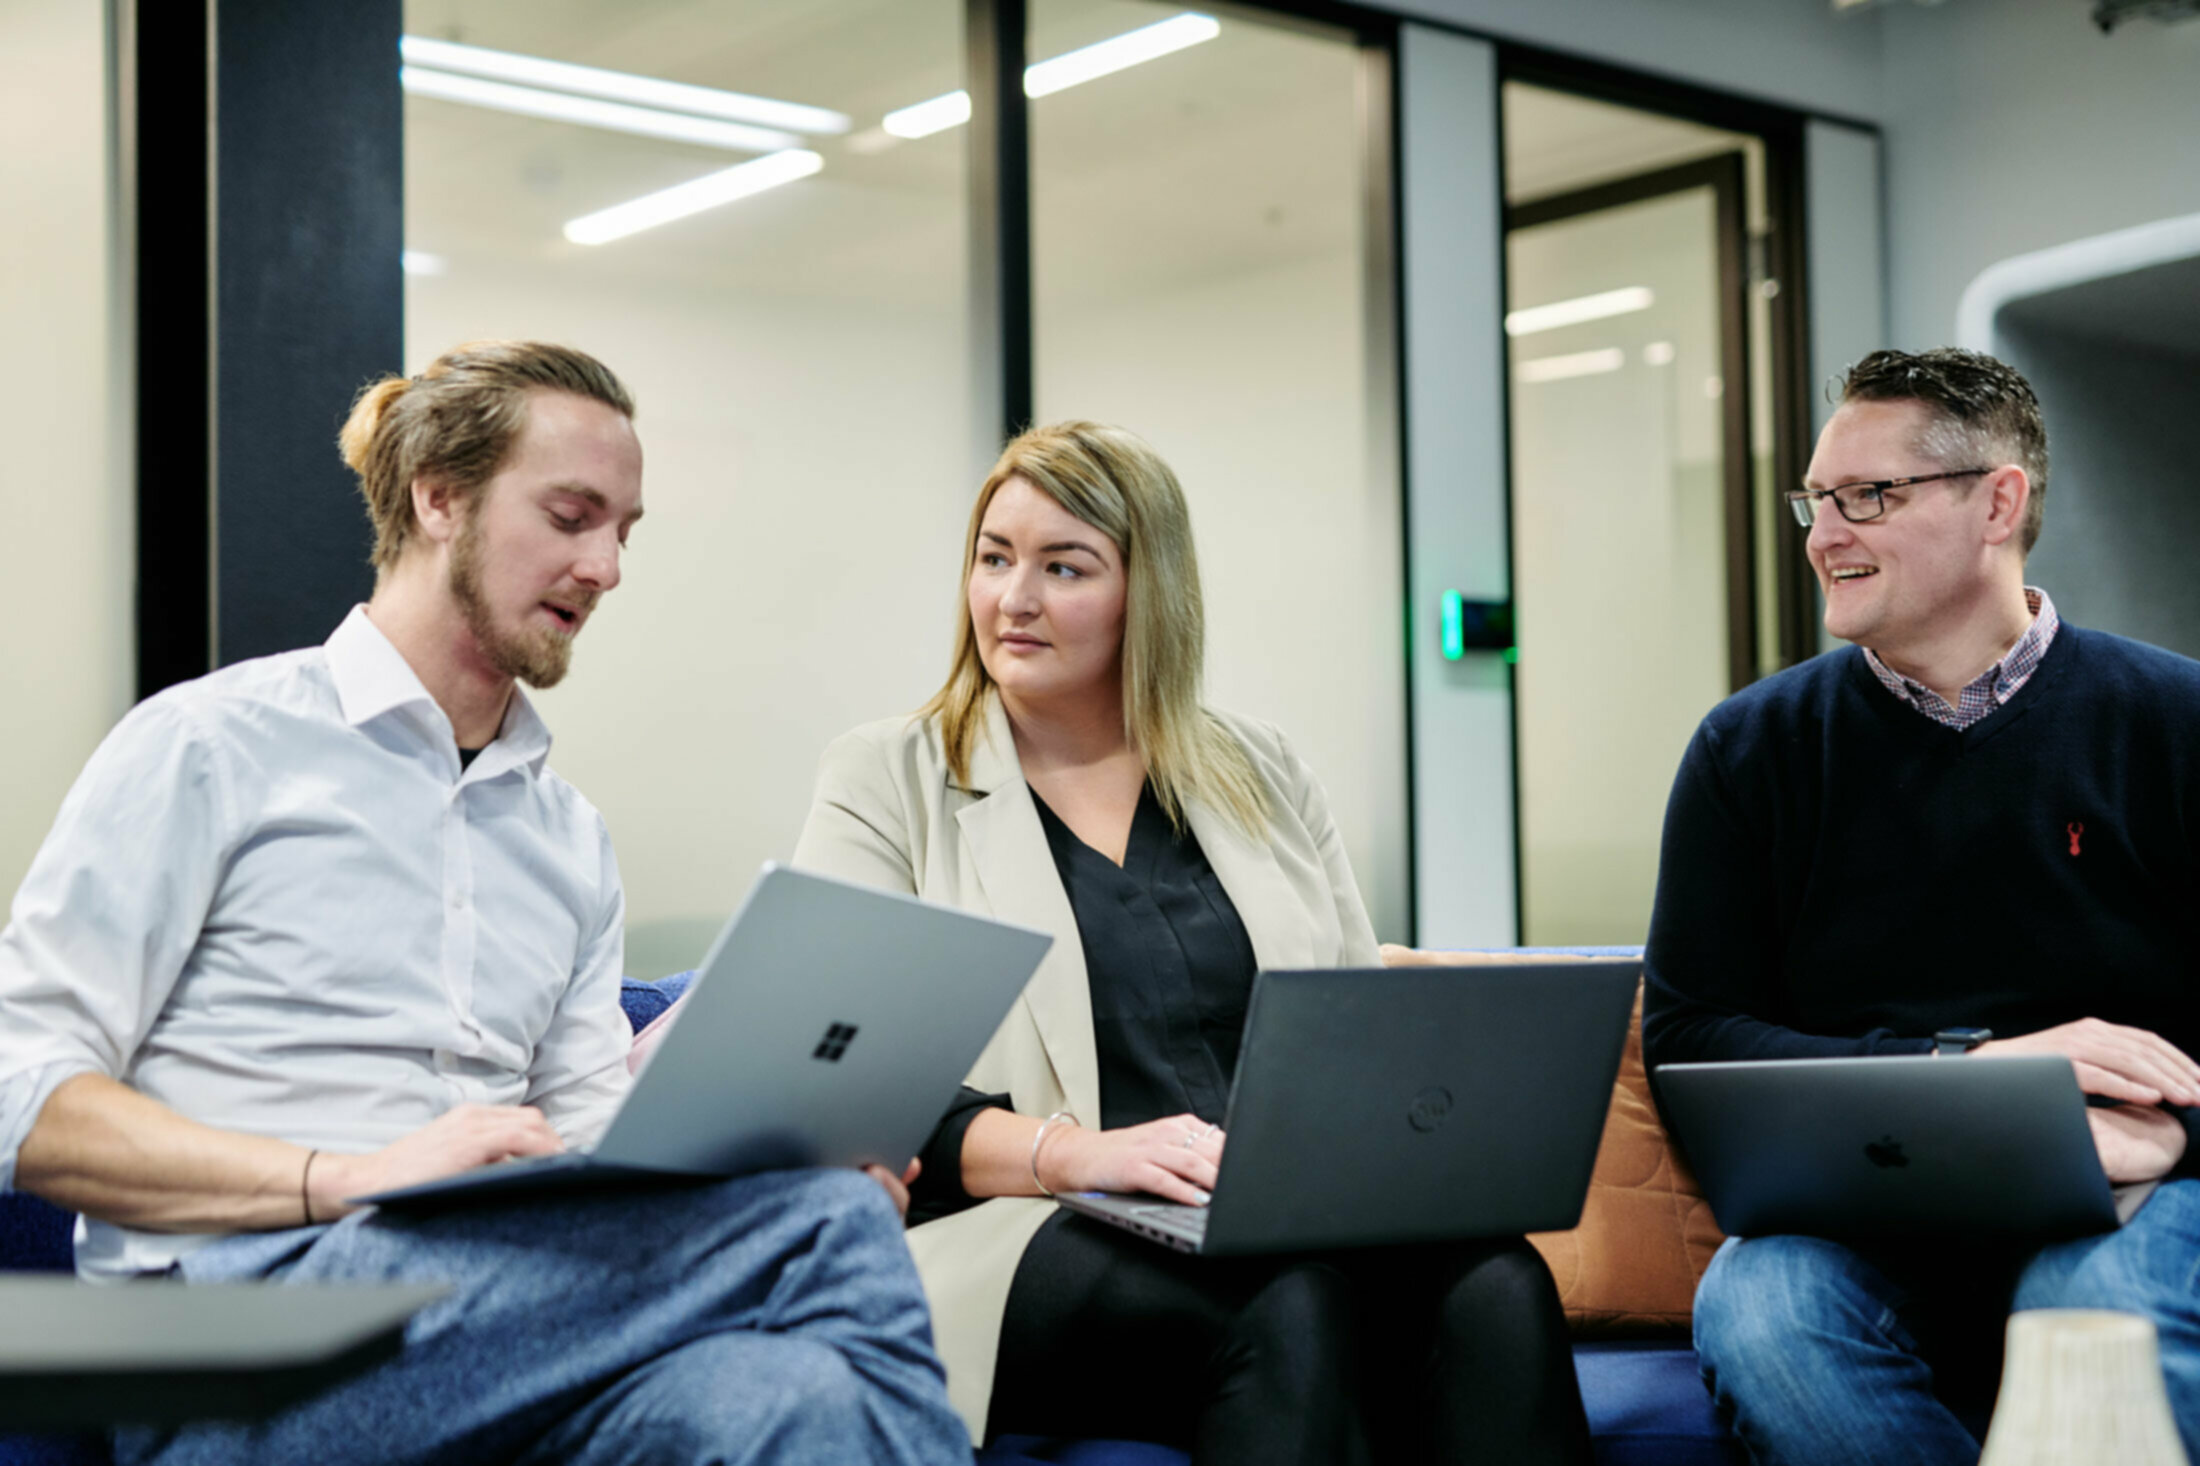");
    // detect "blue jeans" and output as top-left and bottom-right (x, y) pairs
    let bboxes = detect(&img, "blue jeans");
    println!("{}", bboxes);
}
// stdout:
(113, 1168), (966, 1466)
(1692, 1177), (2200, 1466)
